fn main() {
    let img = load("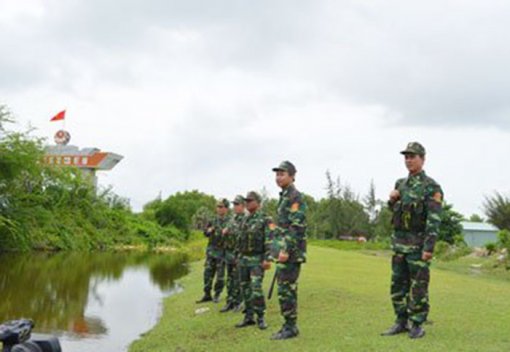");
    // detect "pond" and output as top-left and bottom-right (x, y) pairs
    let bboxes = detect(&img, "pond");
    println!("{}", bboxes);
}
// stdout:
(0, 251), (189, 351)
